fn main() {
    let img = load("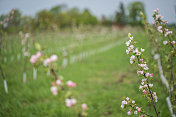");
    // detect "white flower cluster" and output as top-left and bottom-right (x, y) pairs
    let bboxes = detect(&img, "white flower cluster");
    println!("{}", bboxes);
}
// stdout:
(130, 55), (135, 64)
(154, 9), (172, 37)
(65, 98), (77, 107)
(50, 79), (62, 95)
(50, 86), (58, 95)
(163, 41), (176, 45)
(126, 33), (145, 65)
(125, 33), (158, 103)
(153, 8), (175, 47)
(138, 63), (149, 71)
(139, 79), (157, 102)
(157, 26), (163, 33)
(43, 54), (58, 66)
(121, 97), (143, 116)
(164, 31), (173, 37)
